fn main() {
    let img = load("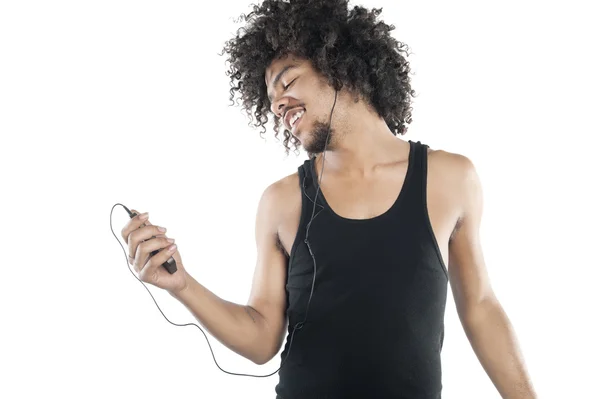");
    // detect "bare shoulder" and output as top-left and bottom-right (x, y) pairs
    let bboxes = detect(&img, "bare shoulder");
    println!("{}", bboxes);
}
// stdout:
(260, 170), (301, 217)
(427, 146), (478, 183)
(426, 145), (482, 218)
